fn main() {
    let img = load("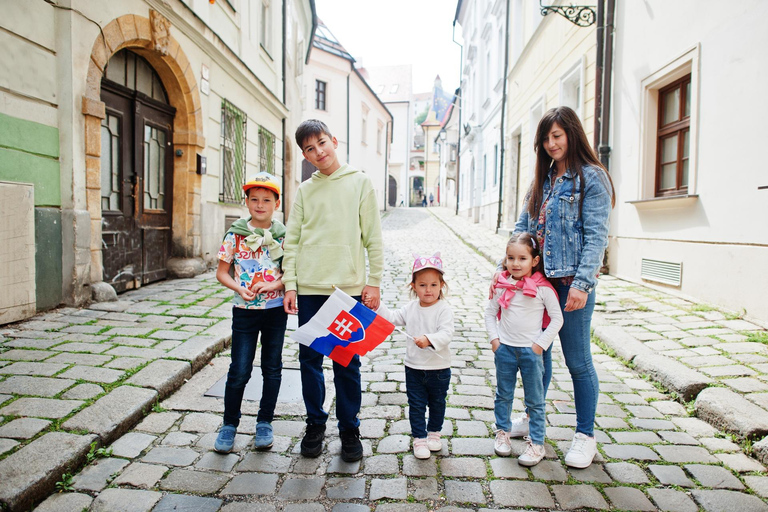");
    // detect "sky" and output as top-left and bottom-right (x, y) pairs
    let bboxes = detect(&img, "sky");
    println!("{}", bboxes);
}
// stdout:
(313, 0), (463, 94)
